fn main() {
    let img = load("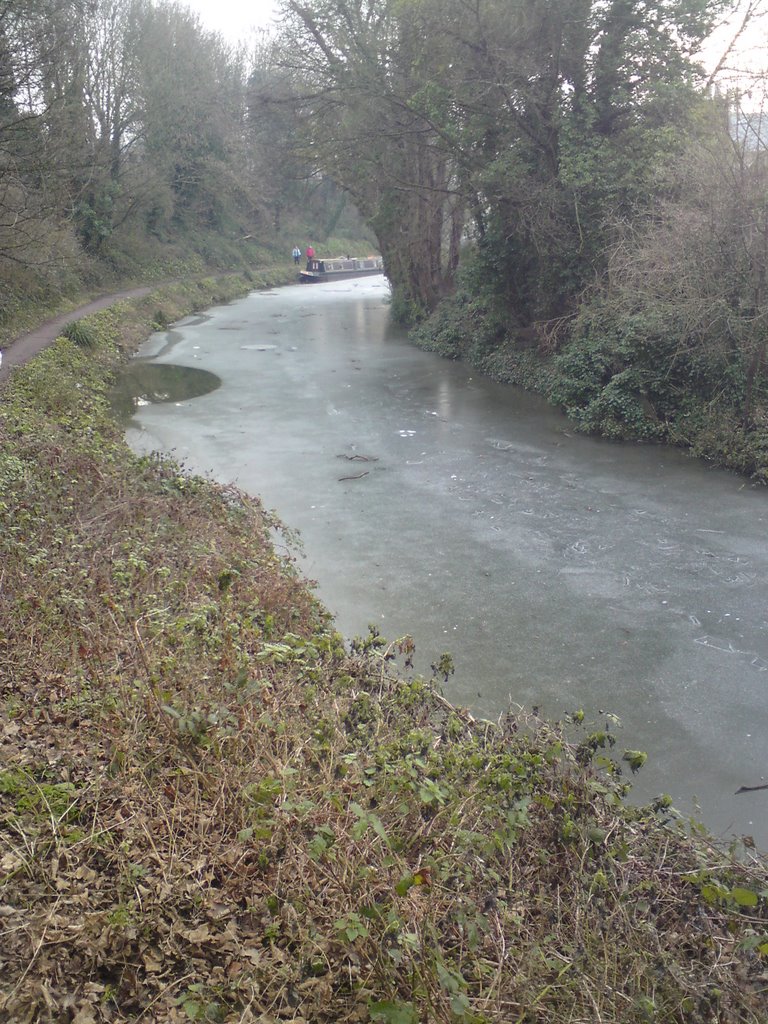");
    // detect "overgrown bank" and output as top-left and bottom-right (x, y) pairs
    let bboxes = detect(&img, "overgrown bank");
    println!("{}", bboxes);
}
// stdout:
(411, 281), (768, 484)
(0, 240), (299, 355)
(2, 294), (768, 1023)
